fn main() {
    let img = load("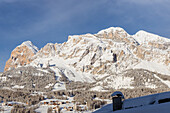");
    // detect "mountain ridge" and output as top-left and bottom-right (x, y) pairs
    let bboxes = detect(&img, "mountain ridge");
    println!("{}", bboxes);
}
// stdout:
(3, 27), (170, 91)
